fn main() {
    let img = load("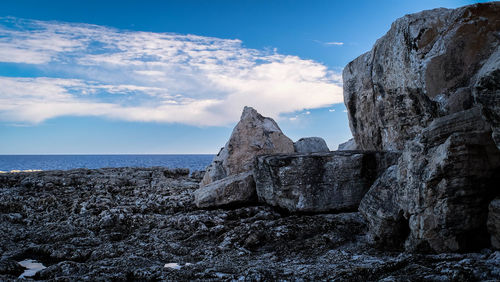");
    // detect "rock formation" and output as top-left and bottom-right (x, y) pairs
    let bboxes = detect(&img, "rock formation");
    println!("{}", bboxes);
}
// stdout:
(347, 2), (500, 252)
(254, 151), (399, 212)
(293, 137), (330, 153)
(194, 171), (256, 208)
(488, 198), (500, 249)
(3, 169), (500, 280)
(344, 3), (500, 151)
(194, 107), (294, 207)
(337, 138), (358, 150)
